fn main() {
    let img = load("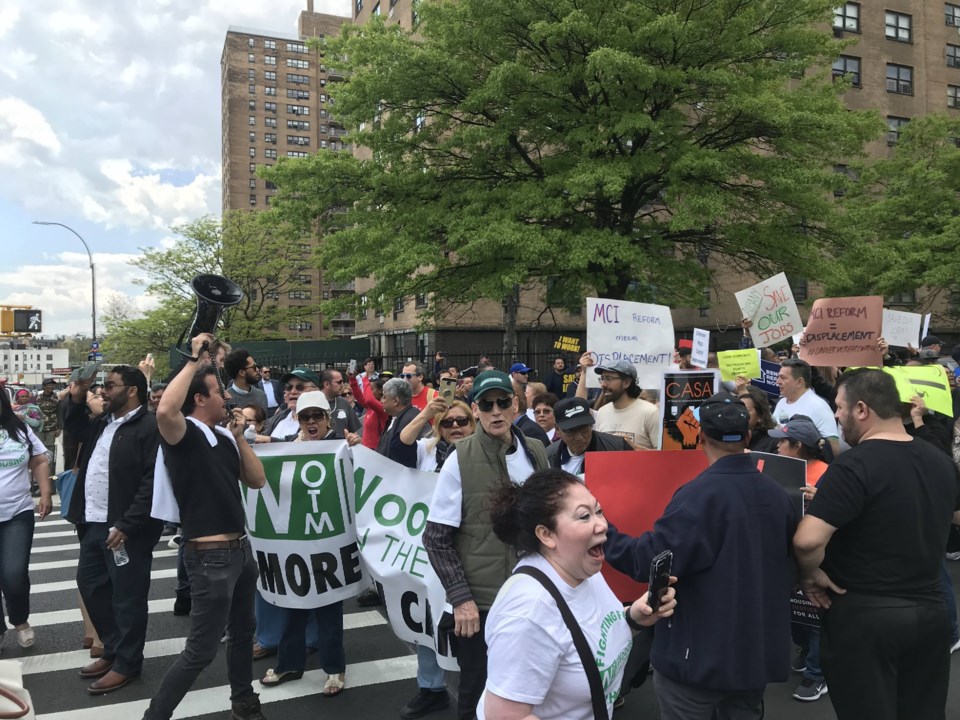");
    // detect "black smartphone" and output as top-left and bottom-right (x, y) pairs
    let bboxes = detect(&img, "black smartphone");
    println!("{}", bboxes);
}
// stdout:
(647, 550), (673, 612)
